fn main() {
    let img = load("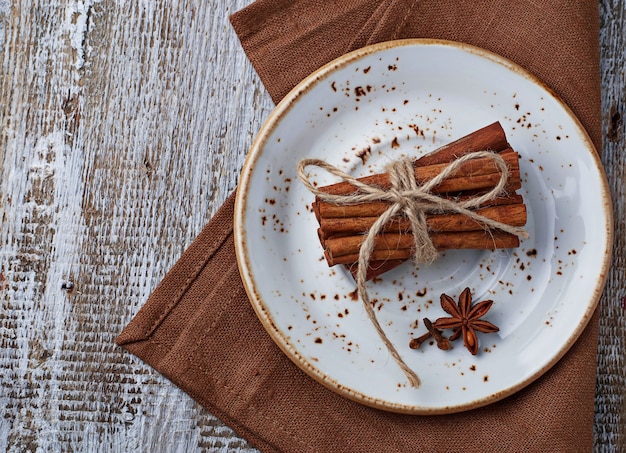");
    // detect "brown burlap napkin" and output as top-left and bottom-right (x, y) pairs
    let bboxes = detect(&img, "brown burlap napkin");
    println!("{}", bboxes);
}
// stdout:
(117, 1), (603, 451)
